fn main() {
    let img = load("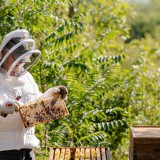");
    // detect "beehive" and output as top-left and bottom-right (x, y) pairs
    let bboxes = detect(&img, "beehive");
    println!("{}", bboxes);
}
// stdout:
(49, 147), (111, 160)
(19, 97), (69, 128)
(130, 126), (160, 160)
